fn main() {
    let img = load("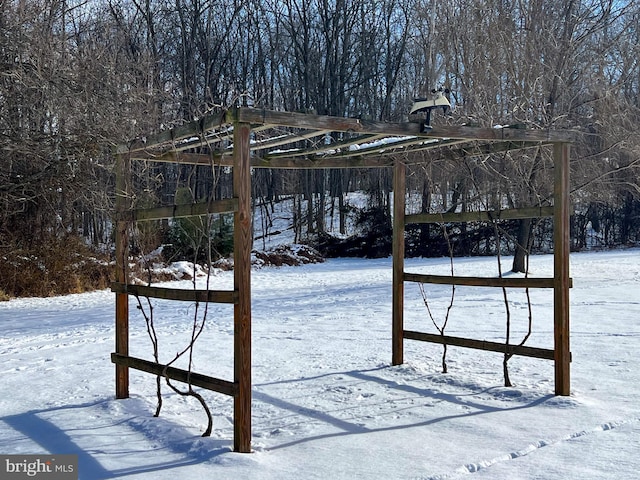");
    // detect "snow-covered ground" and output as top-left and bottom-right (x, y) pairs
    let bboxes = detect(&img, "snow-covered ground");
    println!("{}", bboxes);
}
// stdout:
(1, 249), (639, 479)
